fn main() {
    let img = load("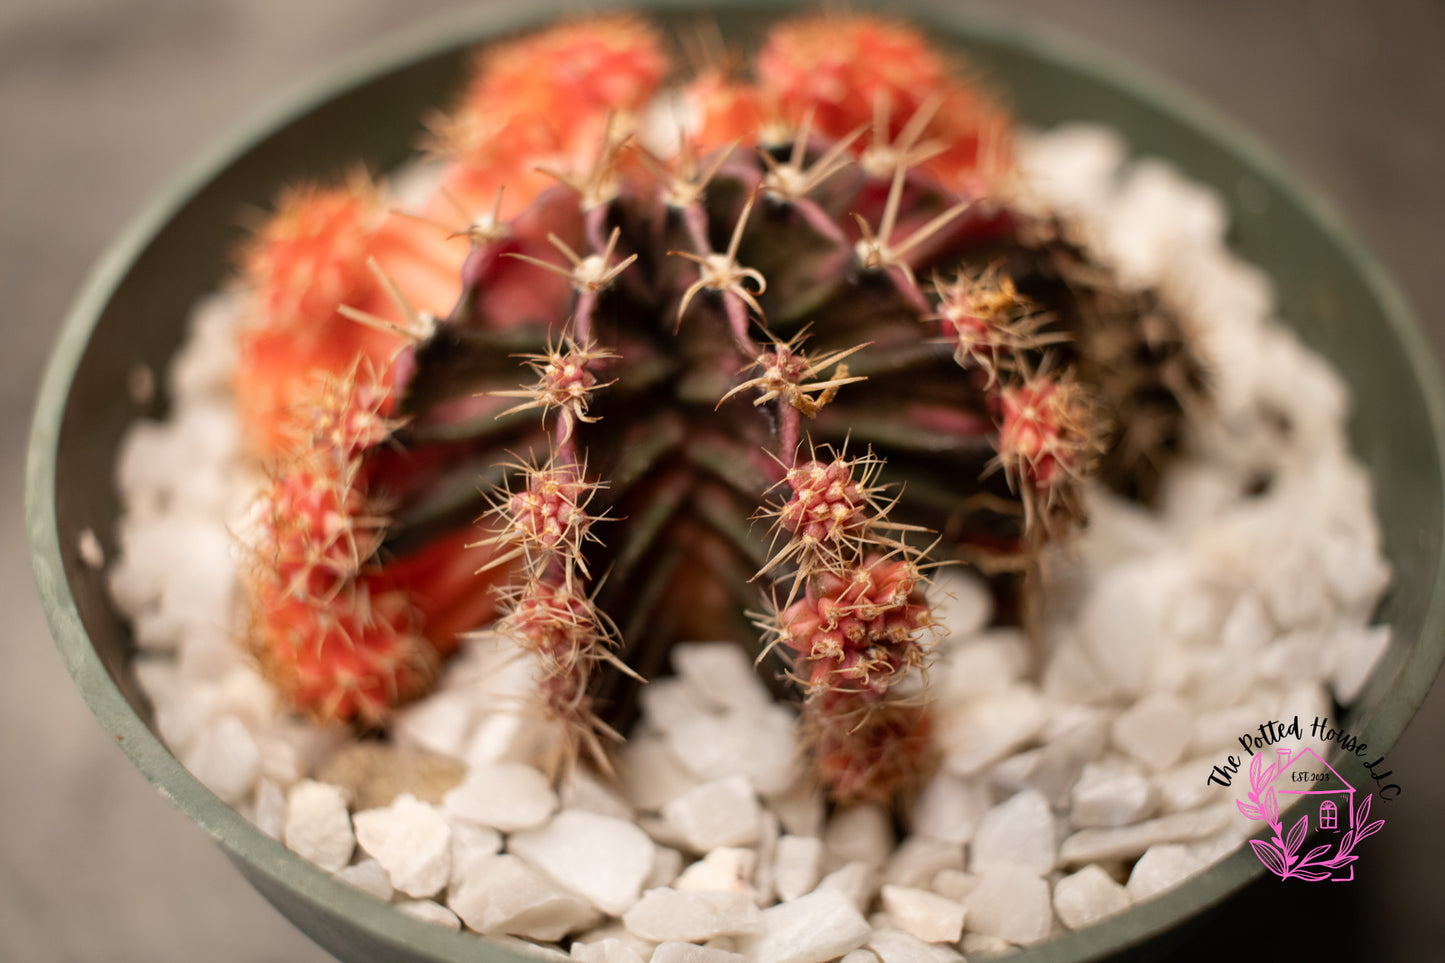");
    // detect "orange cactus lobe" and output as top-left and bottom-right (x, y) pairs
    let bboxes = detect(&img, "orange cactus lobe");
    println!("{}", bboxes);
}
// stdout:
(433, 16), (669, 217)
(252, 582), (435, 727)
(756, 14), (1012, 191)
